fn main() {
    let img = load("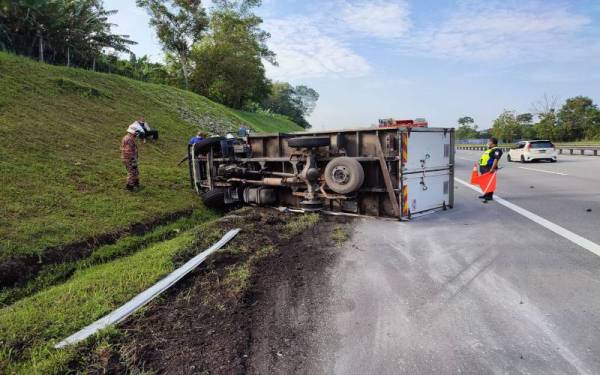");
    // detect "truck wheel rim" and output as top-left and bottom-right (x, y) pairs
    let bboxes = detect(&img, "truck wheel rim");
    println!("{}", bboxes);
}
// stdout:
(332, 166), (350, 184)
